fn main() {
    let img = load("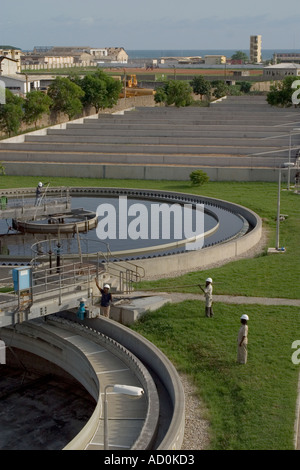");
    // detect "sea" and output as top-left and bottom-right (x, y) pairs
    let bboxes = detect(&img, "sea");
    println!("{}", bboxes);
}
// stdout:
(127, 49), (300, 61)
